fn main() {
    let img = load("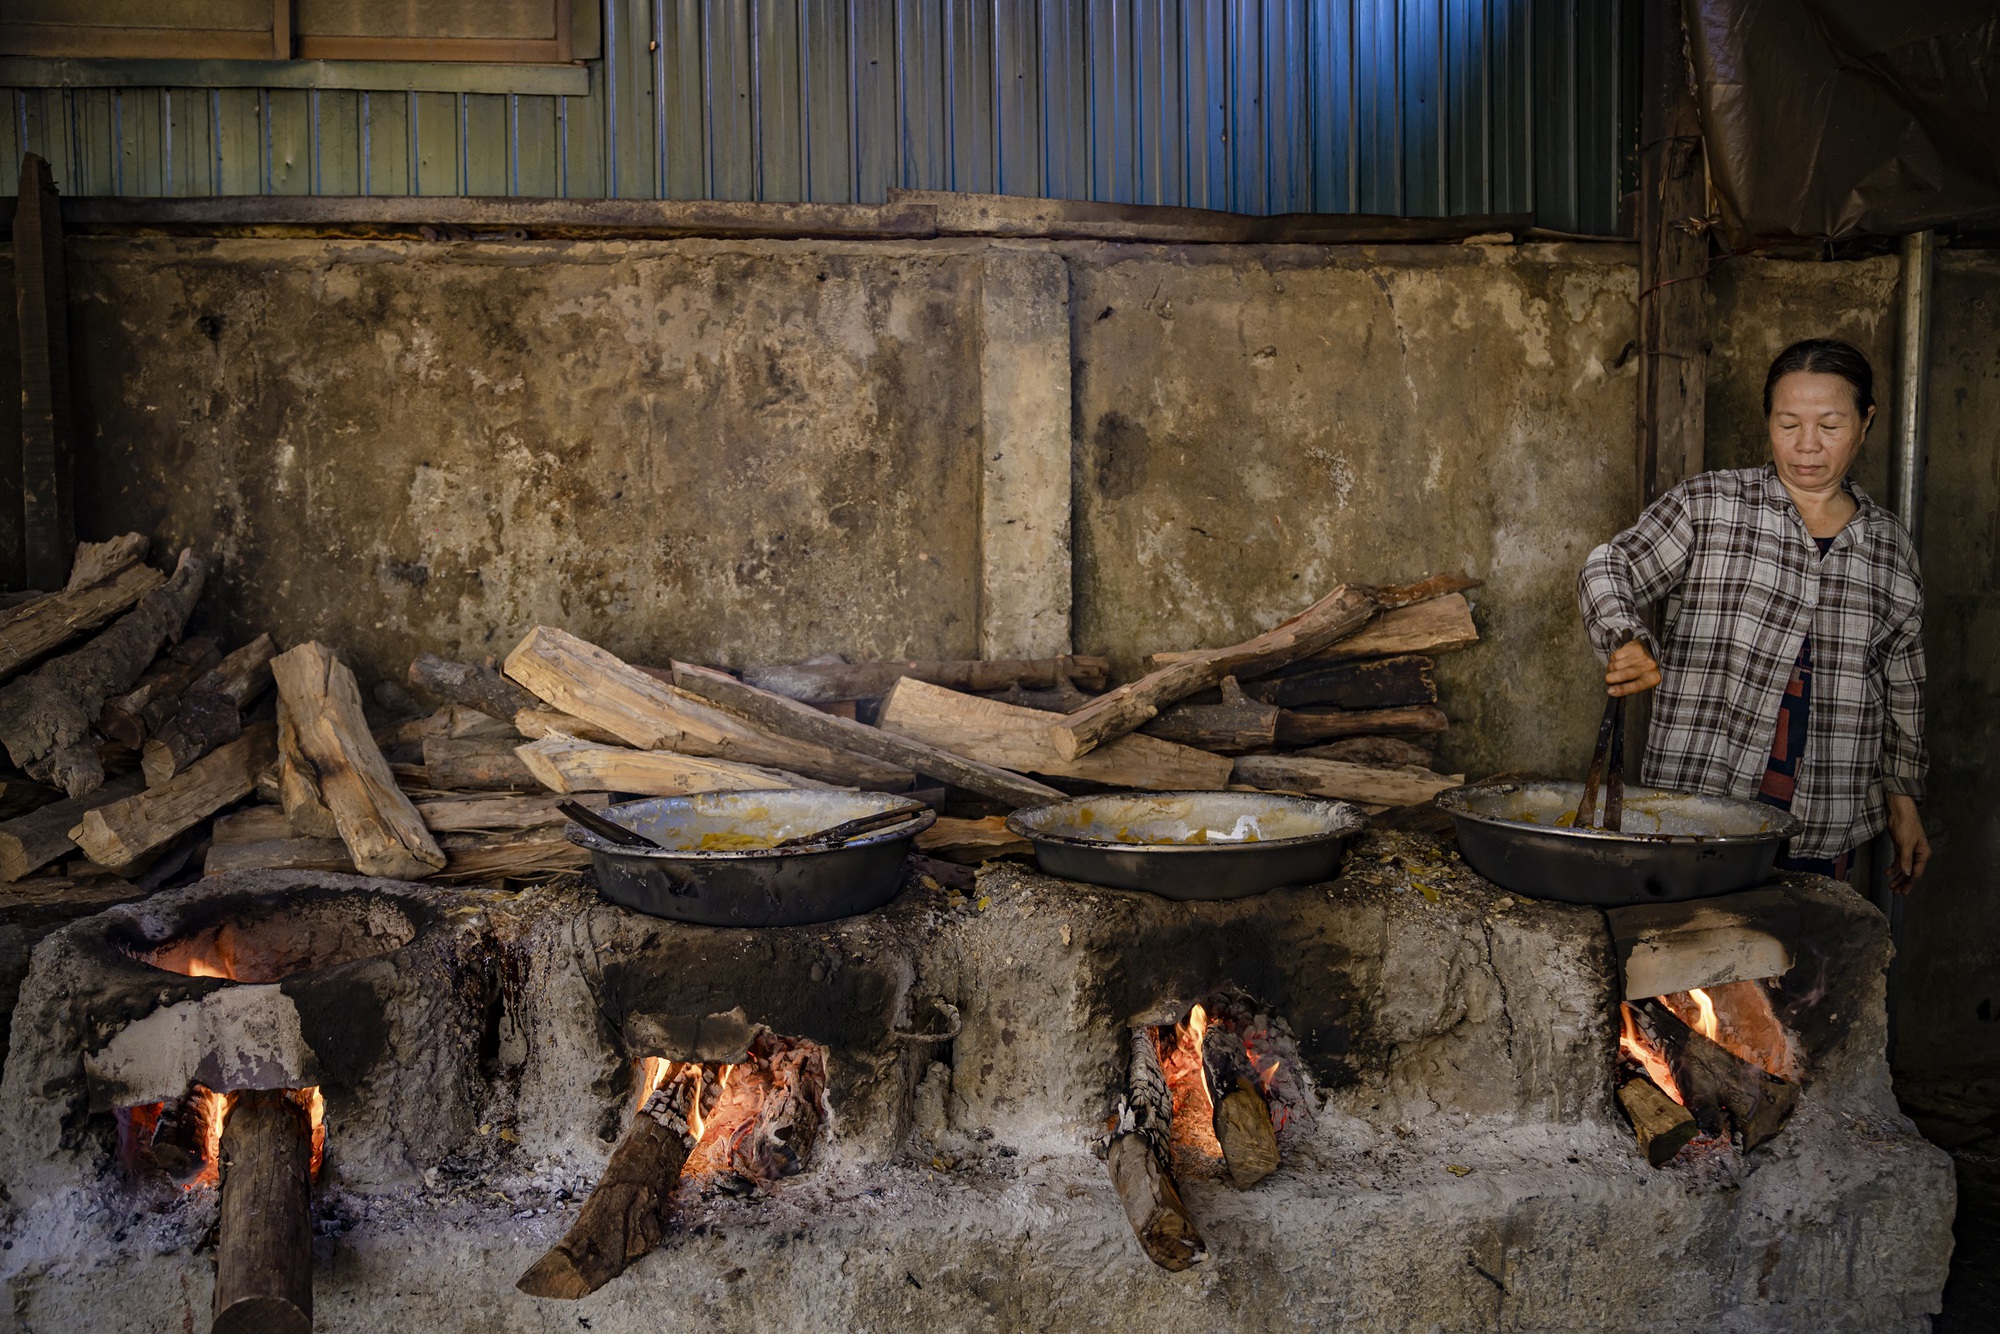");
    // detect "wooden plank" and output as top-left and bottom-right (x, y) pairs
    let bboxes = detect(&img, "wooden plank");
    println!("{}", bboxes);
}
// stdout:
(0, 546), (161, 680)
(1232, 754), (1461, 808)
(12, 153), (75, 590)
(879, 679), (1231, 790)
(1149, 595), (1480, 671)
(666, 662), (1065, 809)
(1053, 586), (1378, 760)
(271, 642), (444, 879)
(513, 735), (823, 797)
(69, 723), (275, 872)
(741, 655), (1111, 703)
(0, 772), (143, 881)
